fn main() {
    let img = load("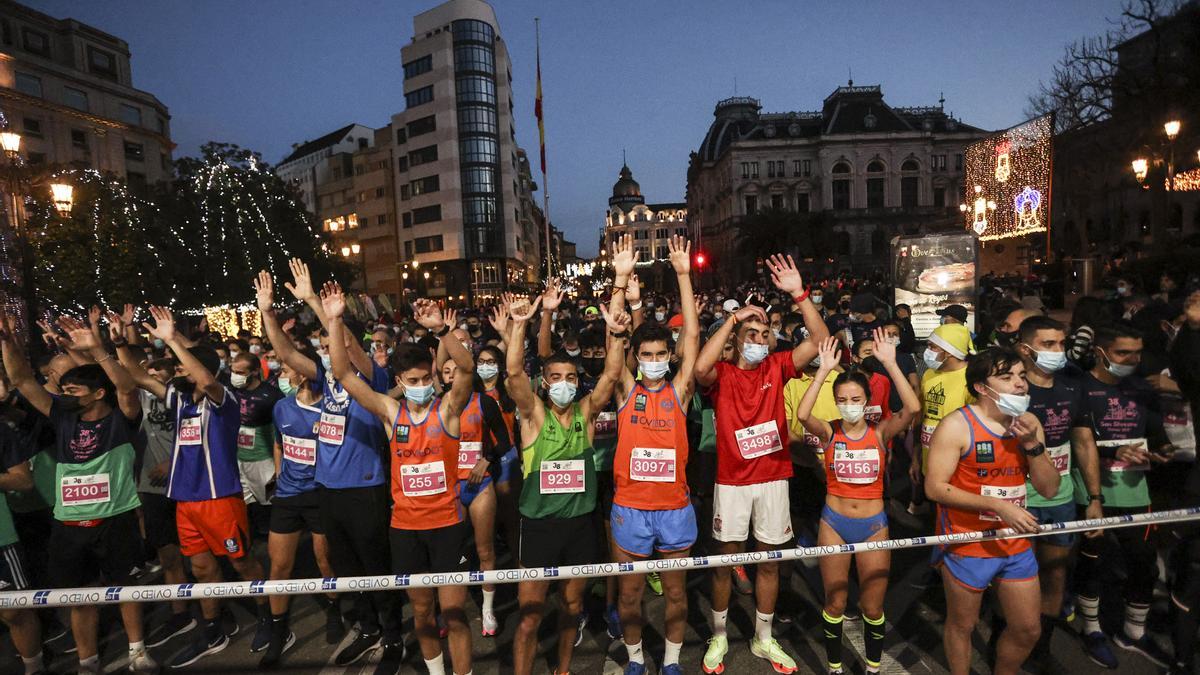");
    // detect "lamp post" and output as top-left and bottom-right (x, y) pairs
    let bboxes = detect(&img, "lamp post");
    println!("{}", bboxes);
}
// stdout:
(340, 242), (366, 292)
(1131, 119), (1184, 245)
